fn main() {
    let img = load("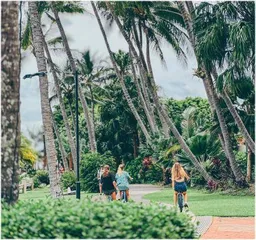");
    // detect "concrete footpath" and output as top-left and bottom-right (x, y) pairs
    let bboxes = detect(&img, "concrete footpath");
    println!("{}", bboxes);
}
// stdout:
(129, 184), (255, 239)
